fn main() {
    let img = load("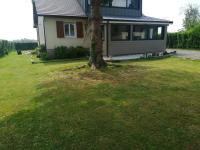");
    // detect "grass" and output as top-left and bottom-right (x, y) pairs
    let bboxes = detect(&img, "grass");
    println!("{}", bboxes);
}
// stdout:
(0, 52), (200, 150)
